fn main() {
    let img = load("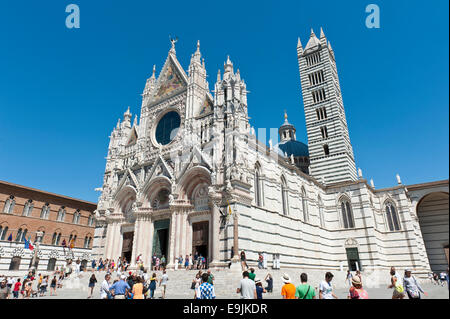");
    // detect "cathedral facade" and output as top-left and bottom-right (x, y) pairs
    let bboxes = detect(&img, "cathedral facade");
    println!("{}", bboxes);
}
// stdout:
(92, 29), (446, 278)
